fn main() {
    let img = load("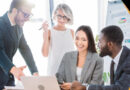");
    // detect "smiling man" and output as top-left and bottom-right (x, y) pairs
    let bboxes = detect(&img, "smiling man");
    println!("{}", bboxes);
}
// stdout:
(0, 0), (38, 89)
(71, 25), (130, 90)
